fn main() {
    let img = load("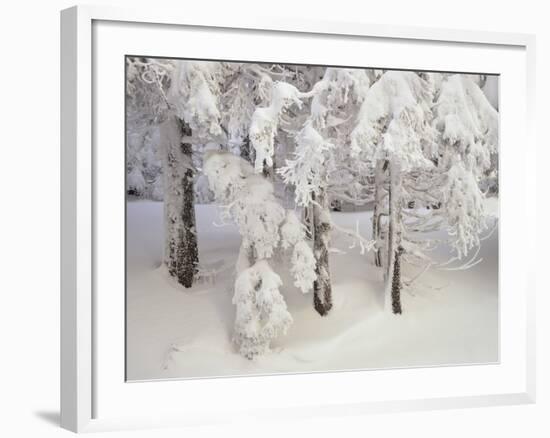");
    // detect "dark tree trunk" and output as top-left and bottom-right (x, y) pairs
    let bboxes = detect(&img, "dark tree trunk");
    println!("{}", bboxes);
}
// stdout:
(372, 159), (387, 267)
(240, 136), (255, 164)
(372, 207), (381, 267)
(312, 189), (333, 316)
(385, 161), (403, 314)
(262, 159), (273, 179)
(162, 116), (199, 288)
(391, 246), (403, 314)
(302, 205), (313, 240)
(176, 120), (199, 288)
(372, 122), (390, 269)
